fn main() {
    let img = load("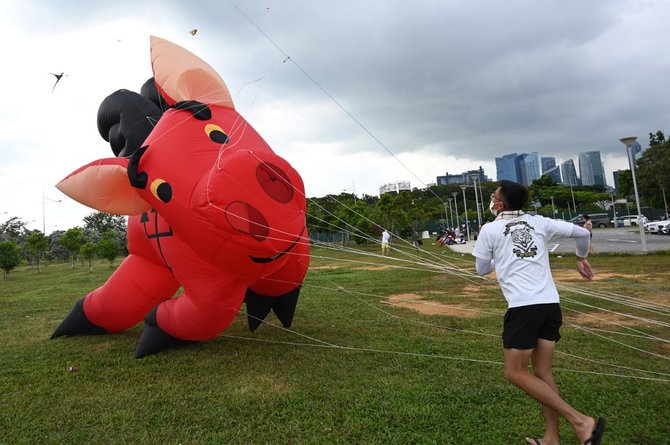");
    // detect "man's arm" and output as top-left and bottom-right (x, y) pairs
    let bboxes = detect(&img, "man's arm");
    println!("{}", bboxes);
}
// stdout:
(475, 257), (495, 275)
(570, 225), (594, 280)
